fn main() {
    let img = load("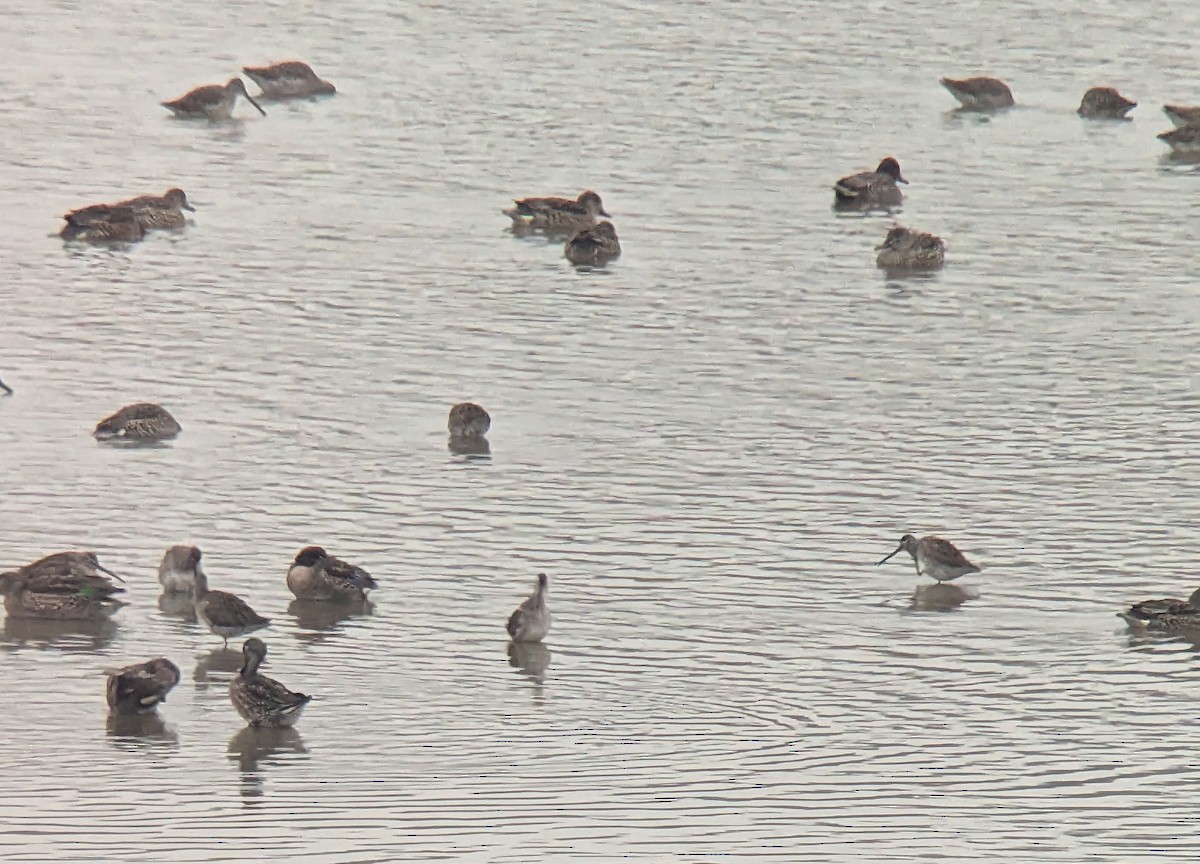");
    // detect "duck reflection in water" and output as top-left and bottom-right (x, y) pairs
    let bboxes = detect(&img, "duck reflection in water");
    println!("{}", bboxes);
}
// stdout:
(106, 711), (179, 749)
(448, 435), (491, 457)
(288, 597), (372, 633)
(227, 726), (308, 805)
(507, 640), (552, 685)
(908, 582), (979, 612)
(2, 616), (119, 650)
(157, 591), (198, 621)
